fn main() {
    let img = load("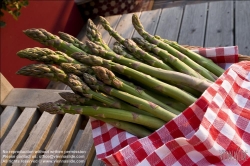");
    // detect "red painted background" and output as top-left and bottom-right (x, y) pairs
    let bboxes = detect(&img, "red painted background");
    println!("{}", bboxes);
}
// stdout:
(1, 0), (84, 88)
